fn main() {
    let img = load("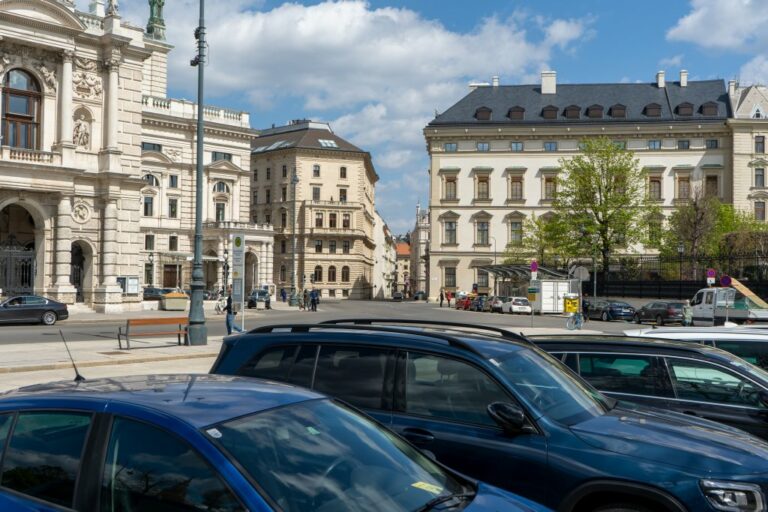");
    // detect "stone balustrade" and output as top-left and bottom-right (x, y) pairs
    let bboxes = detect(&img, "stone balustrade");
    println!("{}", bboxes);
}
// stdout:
(143, 95), (250, 128)
(2, 147), (60, 165)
